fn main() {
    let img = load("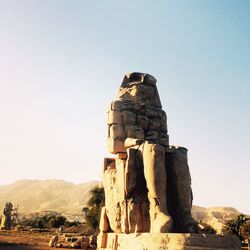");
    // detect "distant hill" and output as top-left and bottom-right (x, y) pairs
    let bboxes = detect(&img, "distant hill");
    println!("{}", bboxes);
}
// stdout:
(192, 205), (240, 233)
(0, 179), (100, 221)
(0, 180), (243, 232)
